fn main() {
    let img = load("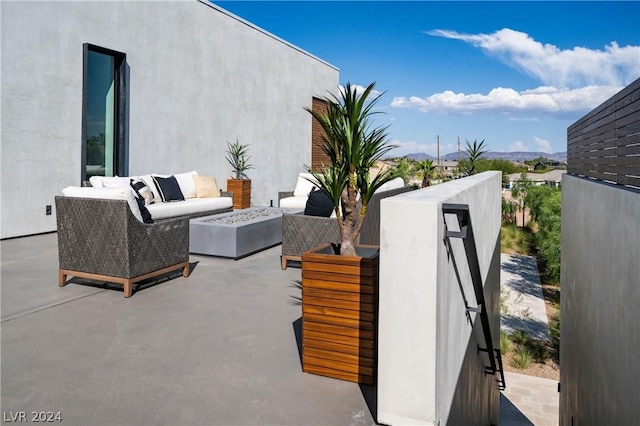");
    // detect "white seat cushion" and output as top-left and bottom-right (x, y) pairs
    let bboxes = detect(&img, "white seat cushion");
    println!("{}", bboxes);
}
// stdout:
(279, 196), (308, 210)
(145, 197), (232, 220)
